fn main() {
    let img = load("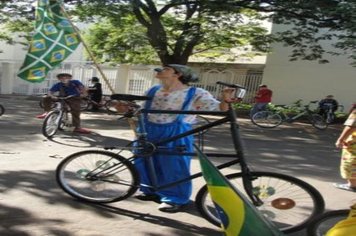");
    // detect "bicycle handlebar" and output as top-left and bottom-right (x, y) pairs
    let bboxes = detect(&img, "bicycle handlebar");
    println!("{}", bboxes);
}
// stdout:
(110, 94), (151, 101)
(216, 81), (245, 89)
(216, 81), (246, 99)
(52, 95), (77, 100)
